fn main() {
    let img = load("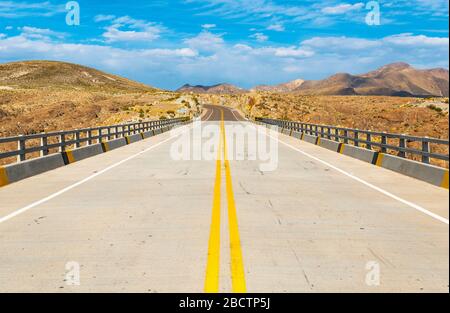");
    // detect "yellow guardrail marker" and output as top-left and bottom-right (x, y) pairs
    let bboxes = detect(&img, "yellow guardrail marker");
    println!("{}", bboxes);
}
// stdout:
(0, 166), (9, 187)
(204, 117), (223, 293)
(441, 171), (449, 189)
(65, 150), (75, 164)
(221, 112), (247, 293)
